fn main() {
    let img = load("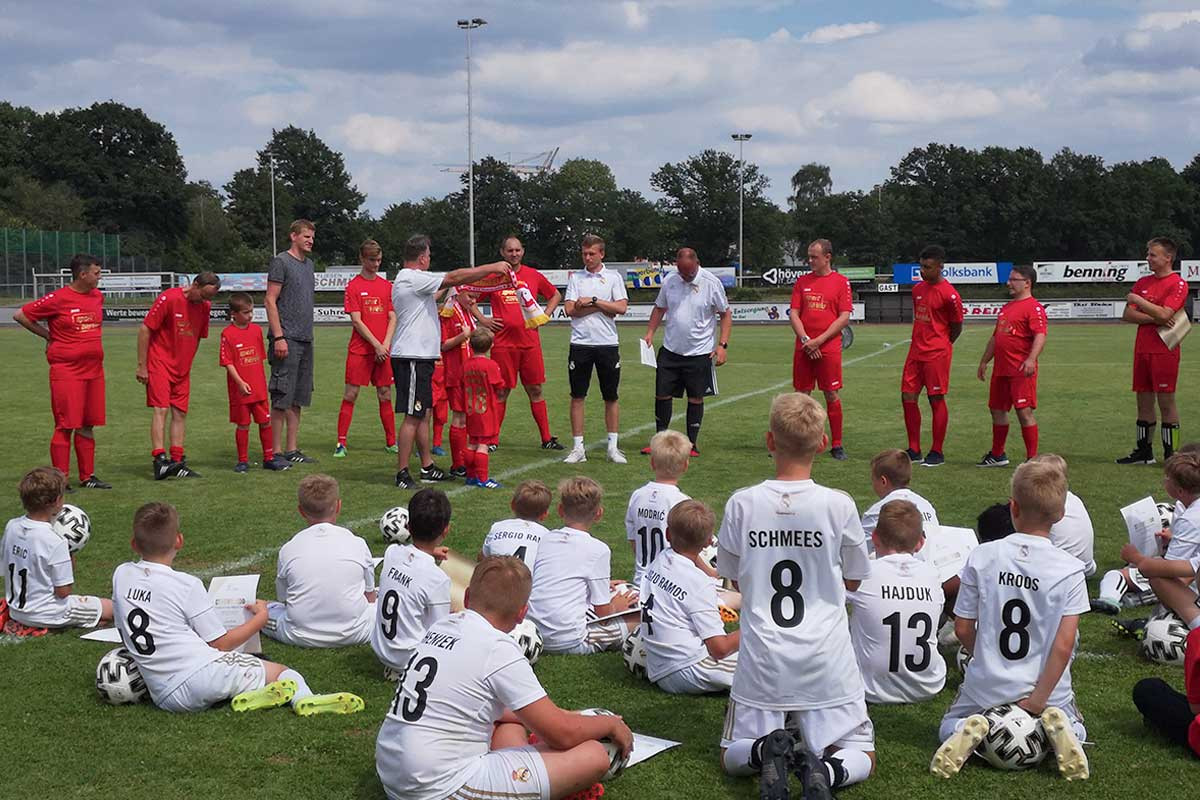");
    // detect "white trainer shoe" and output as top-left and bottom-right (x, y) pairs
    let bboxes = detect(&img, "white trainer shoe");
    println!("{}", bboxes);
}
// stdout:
(564, 446), (587, 464)
(607, 447), (628, 464)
